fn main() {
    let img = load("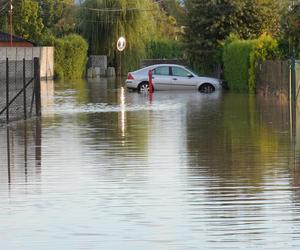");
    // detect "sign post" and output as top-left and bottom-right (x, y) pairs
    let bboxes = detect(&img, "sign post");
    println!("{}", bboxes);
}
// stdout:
(117, 37), (126, 77)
